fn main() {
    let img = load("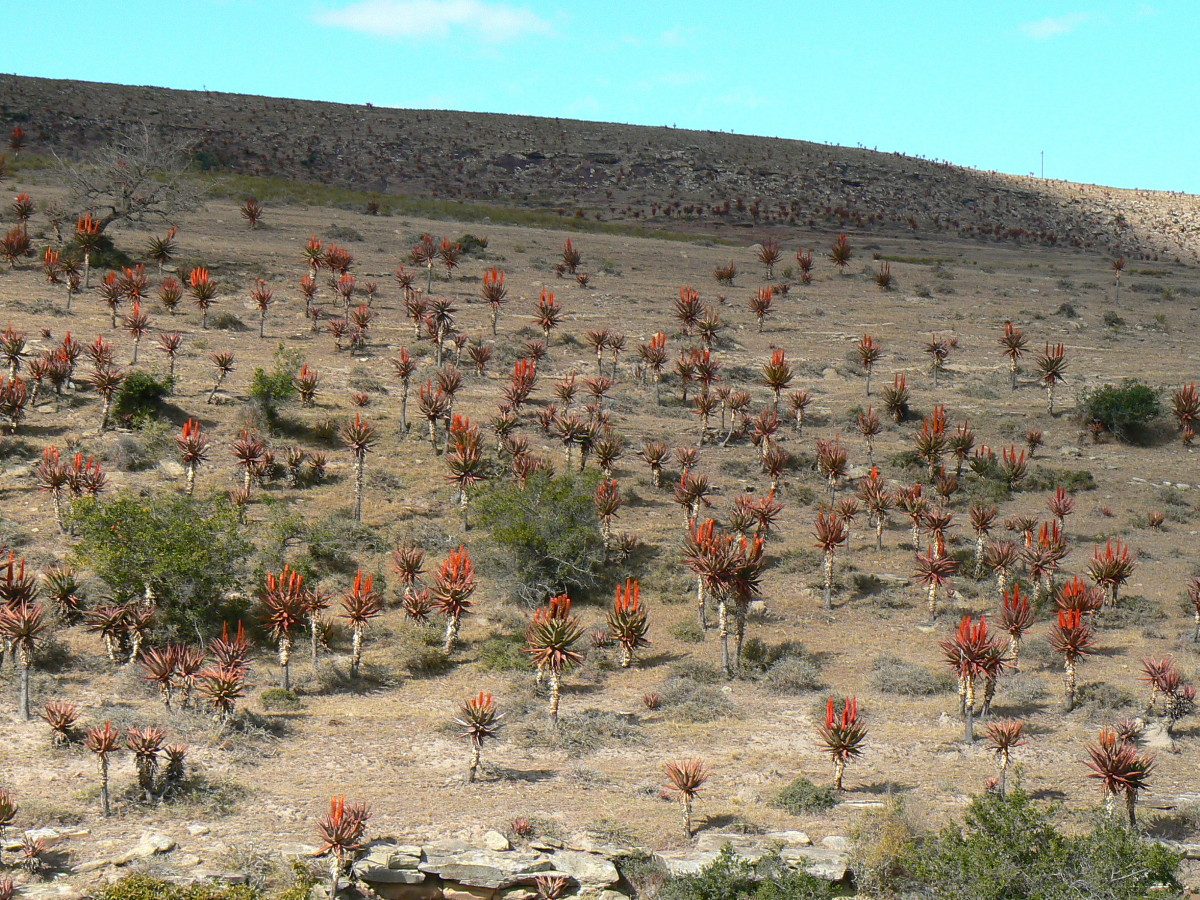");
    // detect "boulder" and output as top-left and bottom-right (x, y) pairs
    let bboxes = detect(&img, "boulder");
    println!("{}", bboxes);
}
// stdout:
(483, 830), (511, 852)
(366, 882), (442, 900)
(654, 850), (718, 877)
(779, 846), (851, 882)
(419, 841), (555, 889)
(443, 884), (497, 900)
(549, 849), (620, 889)
(112, 832), (176, 866)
